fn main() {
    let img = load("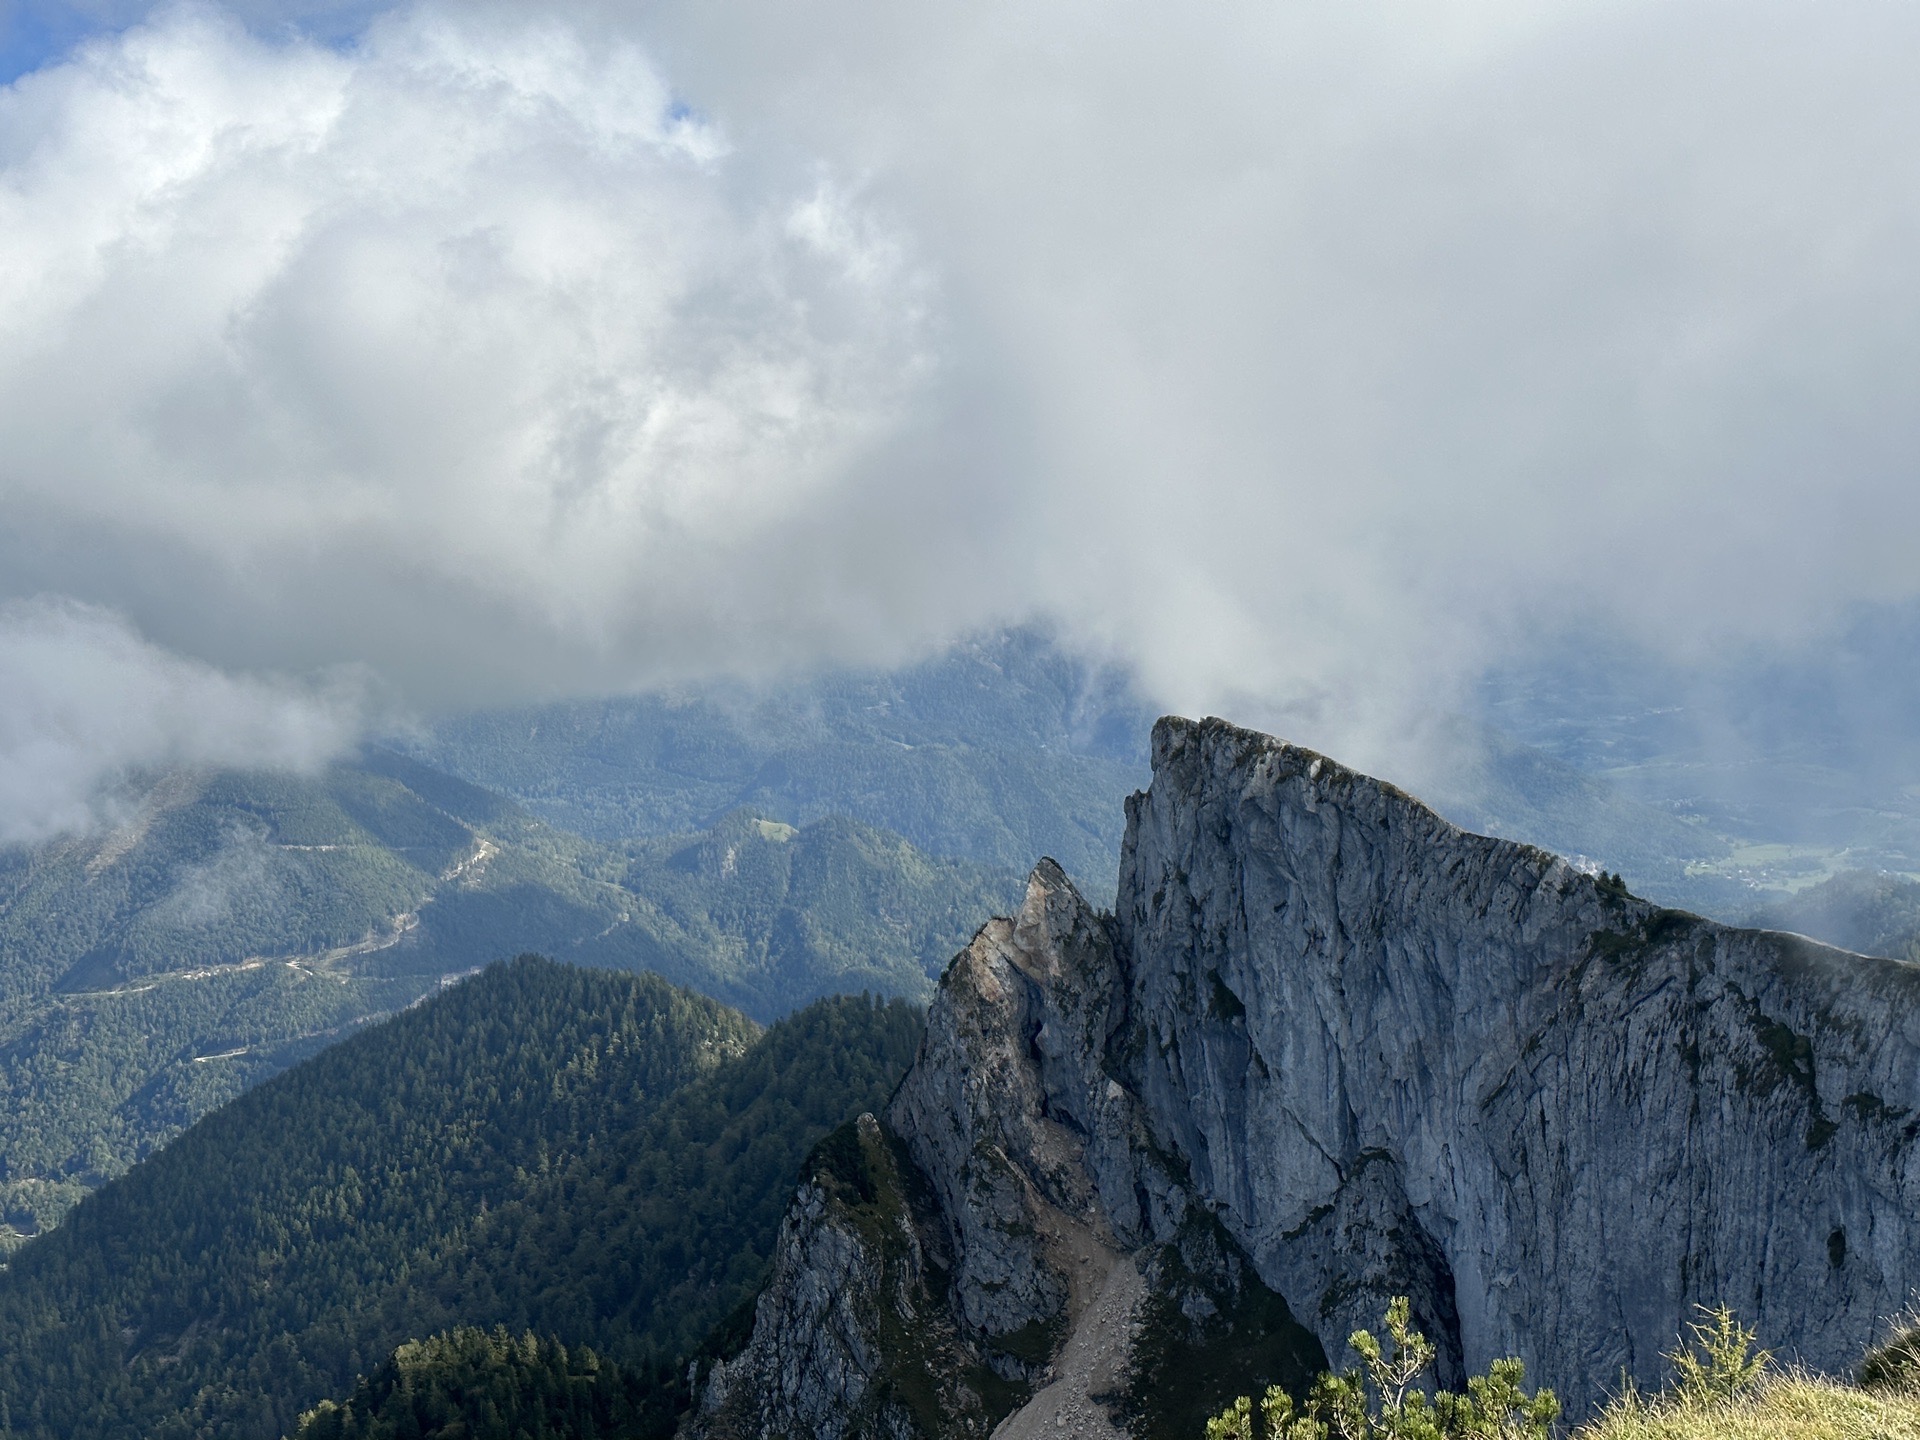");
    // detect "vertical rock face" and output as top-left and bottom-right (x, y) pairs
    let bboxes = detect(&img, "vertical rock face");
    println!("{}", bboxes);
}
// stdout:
(886, 859), (1170, 1334)
(1120, 717), (1920, 1413)
(690, 715), (1920, 1435)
